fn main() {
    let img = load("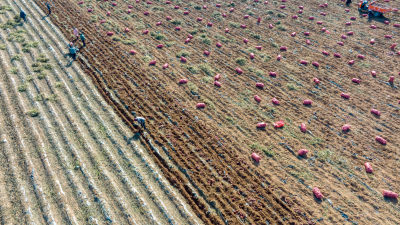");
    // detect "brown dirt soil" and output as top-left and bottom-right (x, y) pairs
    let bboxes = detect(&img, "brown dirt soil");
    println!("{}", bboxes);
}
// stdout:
(34, 0), (400, 224)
